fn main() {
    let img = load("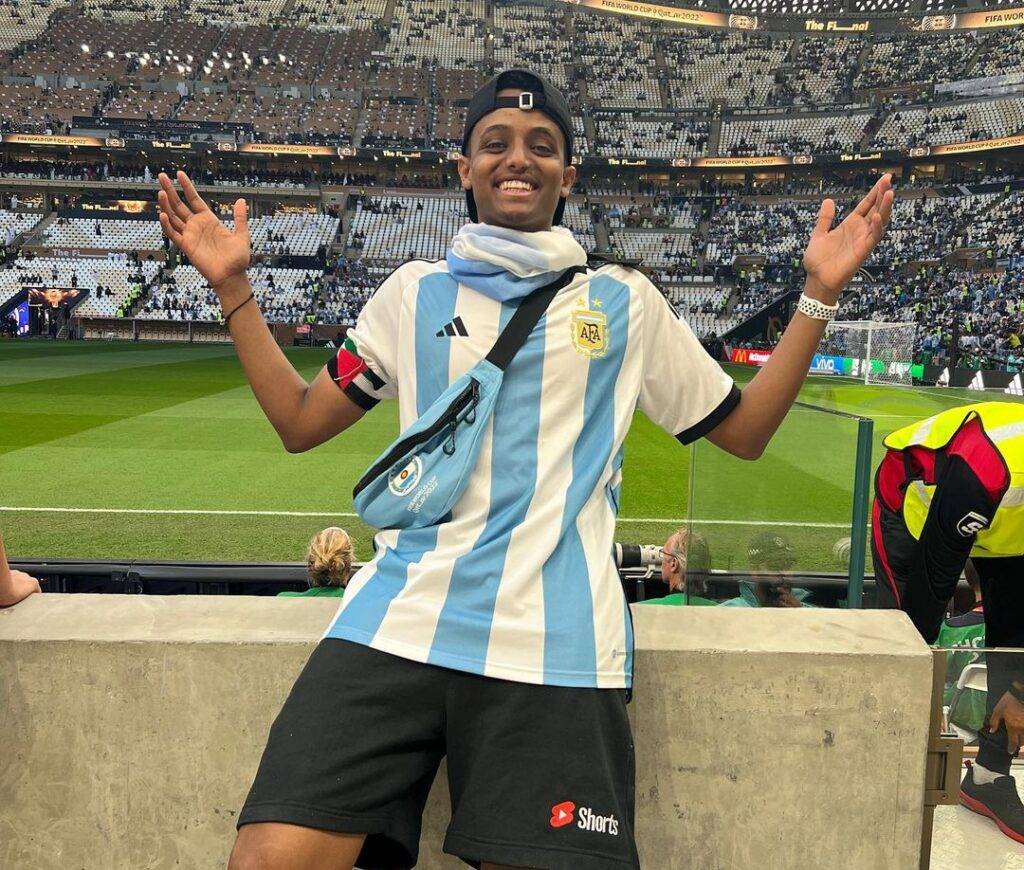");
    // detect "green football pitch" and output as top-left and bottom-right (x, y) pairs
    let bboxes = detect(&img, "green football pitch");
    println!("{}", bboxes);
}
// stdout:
(1, 340), (1018, 571)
